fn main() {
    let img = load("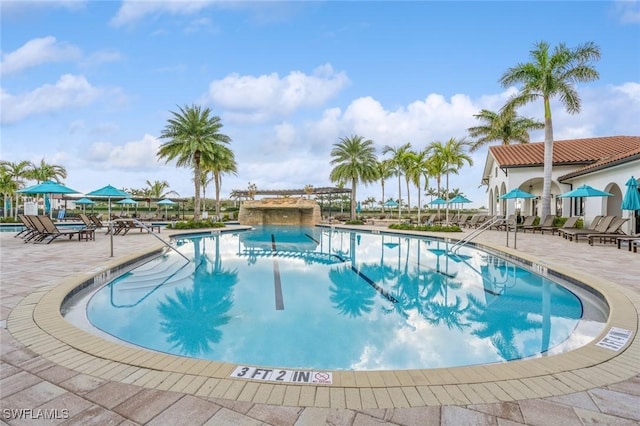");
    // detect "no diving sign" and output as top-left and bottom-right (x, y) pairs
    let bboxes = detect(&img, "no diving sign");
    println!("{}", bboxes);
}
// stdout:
(230, 366), (333, 384)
